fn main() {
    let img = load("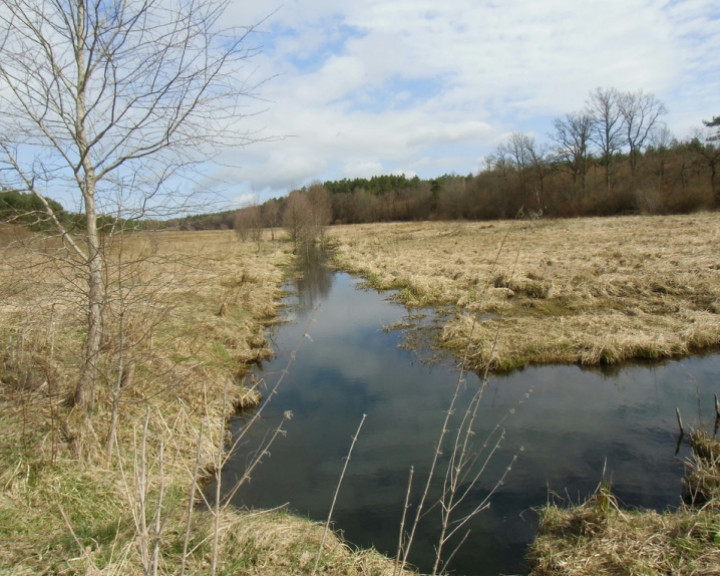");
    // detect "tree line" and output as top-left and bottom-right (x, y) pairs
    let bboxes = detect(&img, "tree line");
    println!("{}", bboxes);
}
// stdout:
(226, 88), (719, 240)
